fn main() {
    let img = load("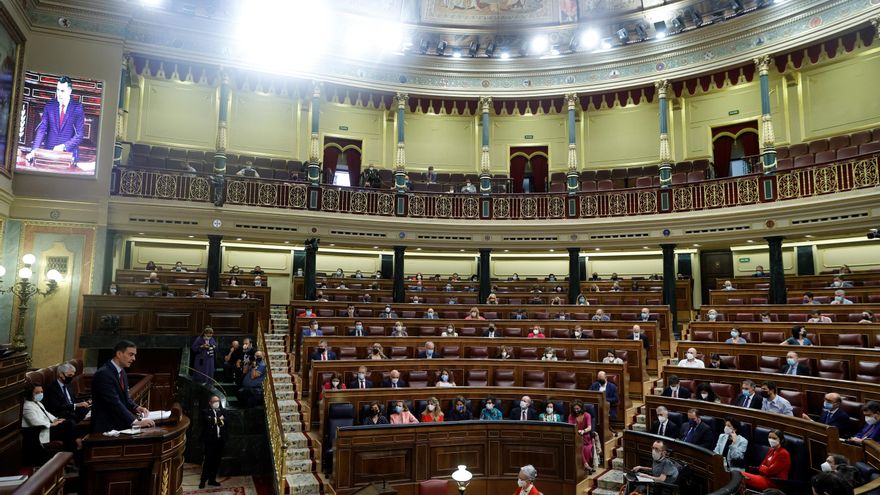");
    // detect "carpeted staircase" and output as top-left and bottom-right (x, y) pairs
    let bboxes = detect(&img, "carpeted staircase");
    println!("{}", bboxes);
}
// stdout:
(591, 405), (651, 494)
(264, 305), (324, 495)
